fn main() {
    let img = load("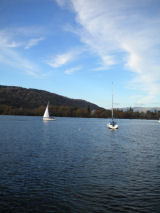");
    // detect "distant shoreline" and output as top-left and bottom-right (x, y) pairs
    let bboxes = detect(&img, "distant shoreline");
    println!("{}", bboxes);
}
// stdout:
(0, 85), (160, 120)
(0, 113), (159, 120)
